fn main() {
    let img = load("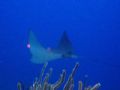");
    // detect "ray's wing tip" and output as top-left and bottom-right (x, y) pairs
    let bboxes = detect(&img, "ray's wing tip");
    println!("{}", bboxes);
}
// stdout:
(29, 30), (34, 36)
